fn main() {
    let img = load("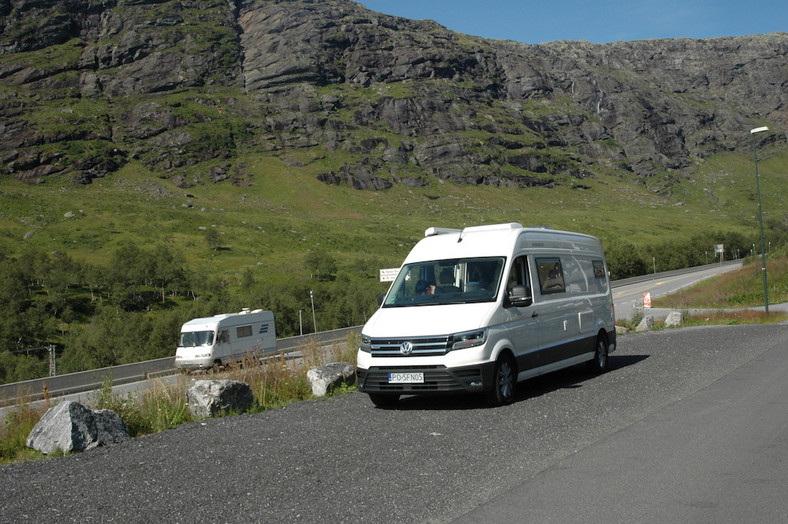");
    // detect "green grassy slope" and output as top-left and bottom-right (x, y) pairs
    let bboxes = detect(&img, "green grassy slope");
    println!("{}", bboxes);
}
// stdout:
(2, 145), (785, 283)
